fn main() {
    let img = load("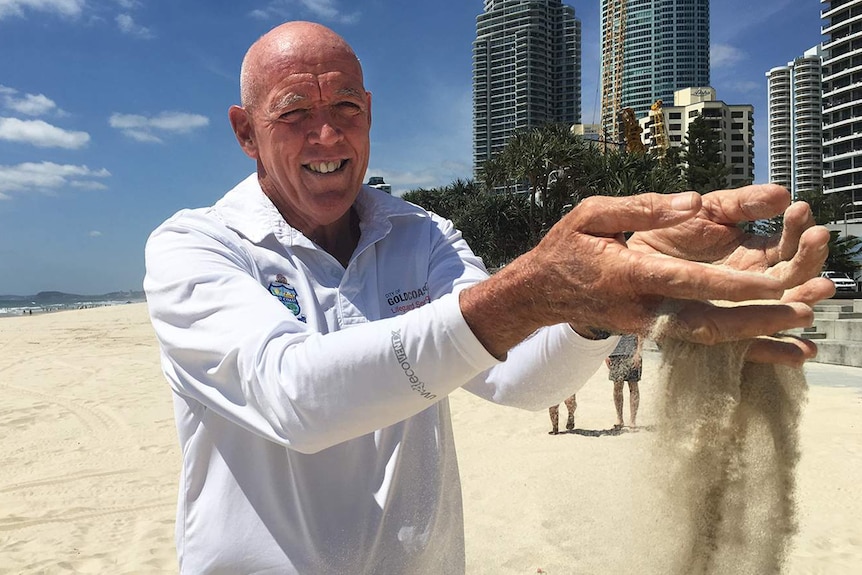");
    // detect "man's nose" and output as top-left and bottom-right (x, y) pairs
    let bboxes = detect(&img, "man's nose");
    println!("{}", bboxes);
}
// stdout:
(309, 111), (343, 144)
